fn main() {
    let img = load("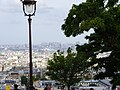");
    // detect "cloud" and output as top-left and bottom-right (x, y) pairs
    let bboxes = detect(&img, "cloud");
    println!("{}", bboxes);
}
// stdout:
(0, 0), (21, 13)
(0, 0), (87, 44)
(0, 0), (20, 6)
(0, 0), (85, 14)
